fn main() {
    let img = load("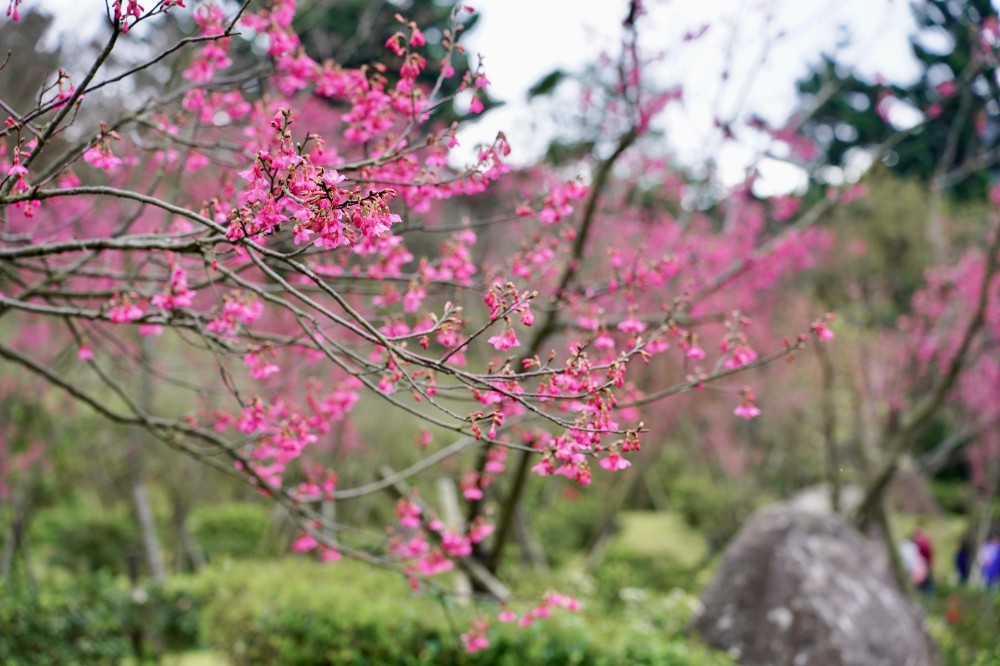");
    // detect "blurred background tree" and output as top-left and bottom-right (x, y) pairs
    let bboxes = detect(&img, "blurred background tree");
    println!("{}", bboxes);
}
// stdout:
(294, 0), (500, 122)
(798, 0), (1000, 201)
